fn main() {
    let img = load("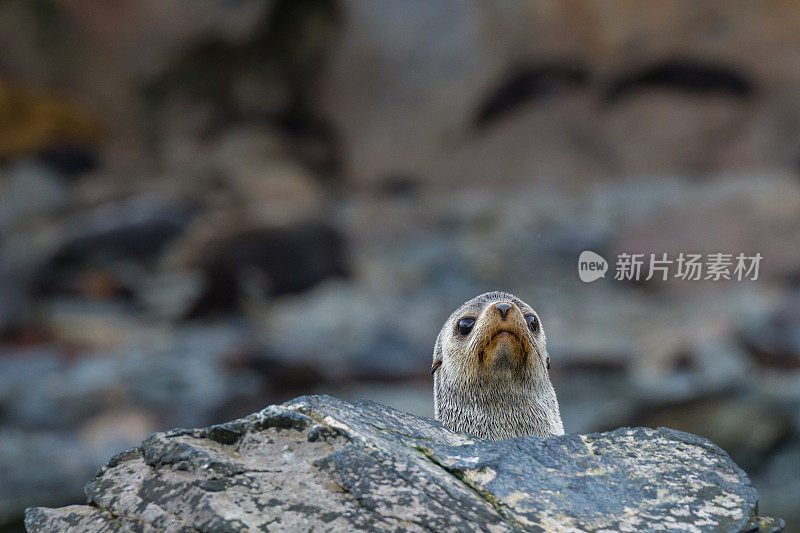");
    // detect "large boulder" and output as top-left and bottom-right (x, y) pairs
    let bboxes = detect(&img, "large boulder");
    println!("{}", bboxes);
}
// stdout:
(26, 395), (783, 532)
